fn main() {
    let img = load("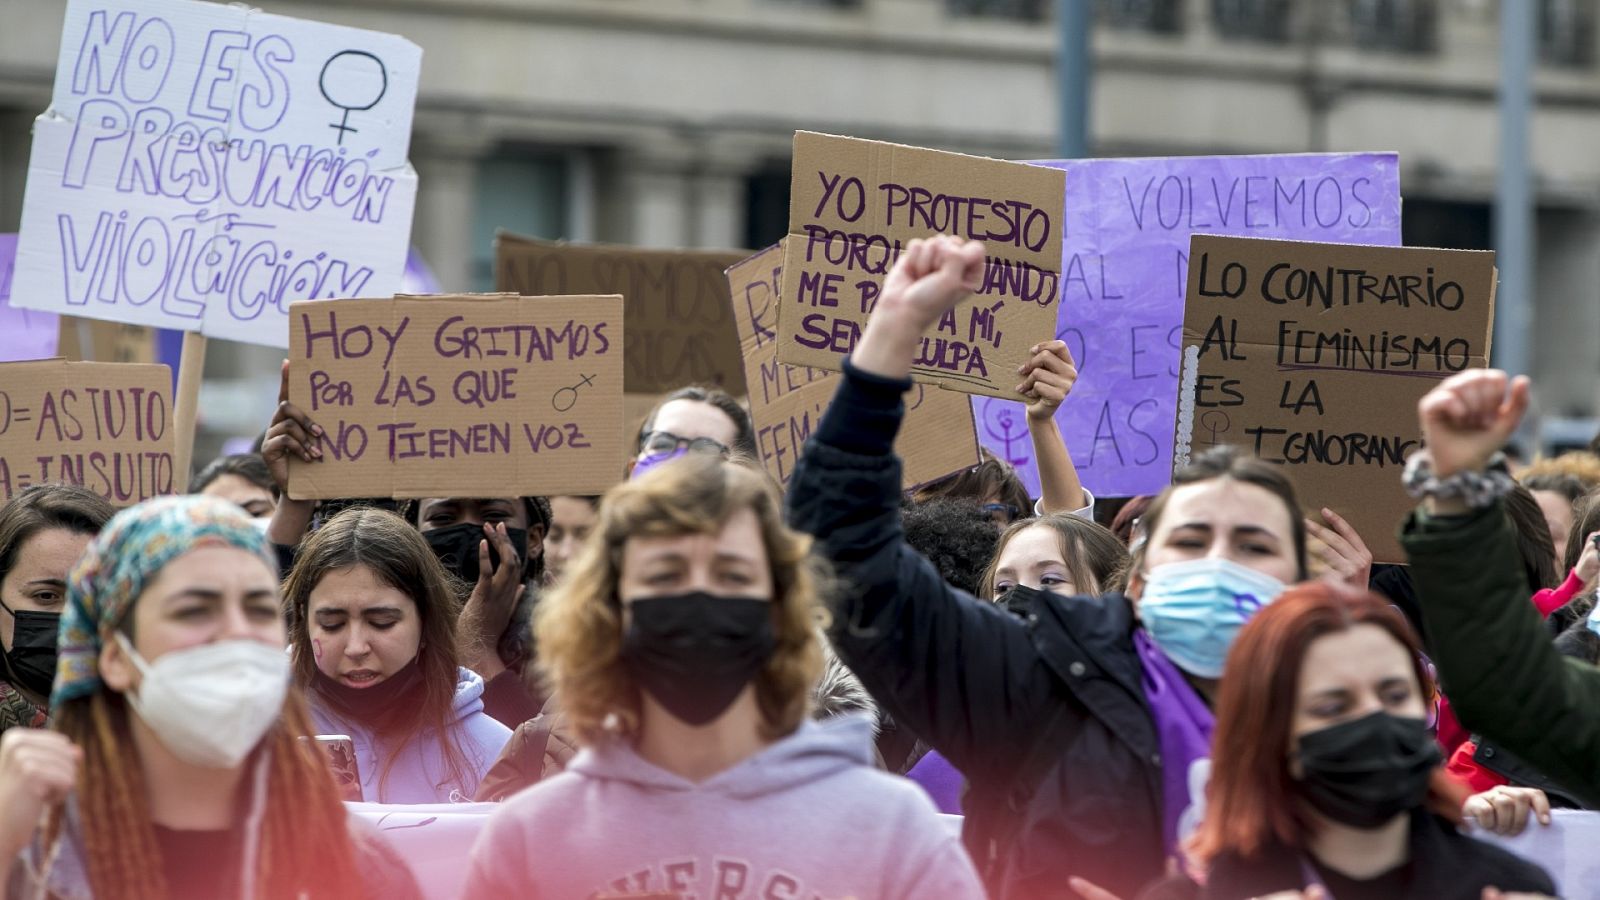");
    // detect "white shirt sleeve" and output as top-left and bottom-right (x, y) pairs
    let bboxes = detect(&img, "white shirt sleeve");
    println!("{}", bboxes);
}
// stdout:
(1034, 487), (1094, 522)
